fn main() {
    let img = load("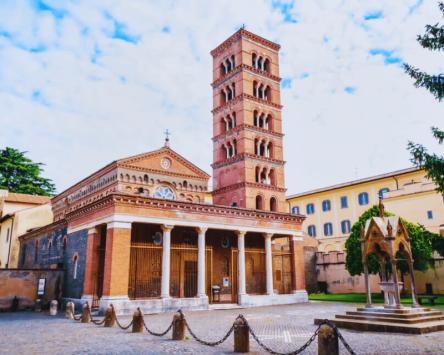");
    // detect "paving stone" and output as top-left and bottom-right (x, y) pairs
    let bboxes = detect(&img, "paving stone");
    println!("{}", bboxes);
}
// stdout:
(0, 301), (444, 354)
